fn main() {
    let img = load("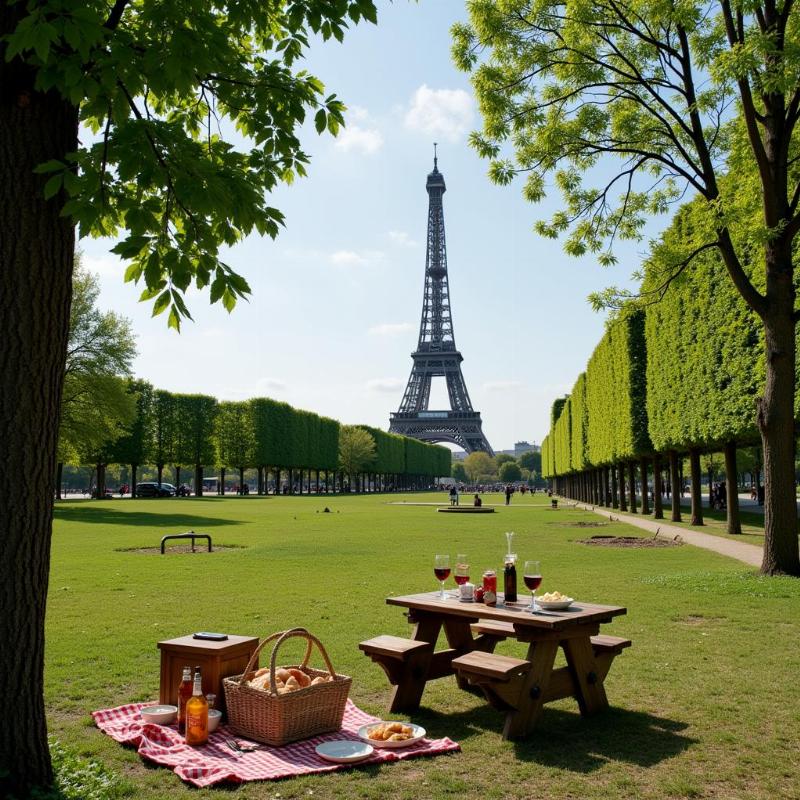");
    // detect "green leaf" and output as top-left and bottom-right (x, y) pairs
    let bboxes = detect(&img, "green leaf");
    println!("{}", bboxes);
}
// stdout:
(43, 174), (63, 200)
(151, 291), (171, 317)
(314, 109), (327, 134)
